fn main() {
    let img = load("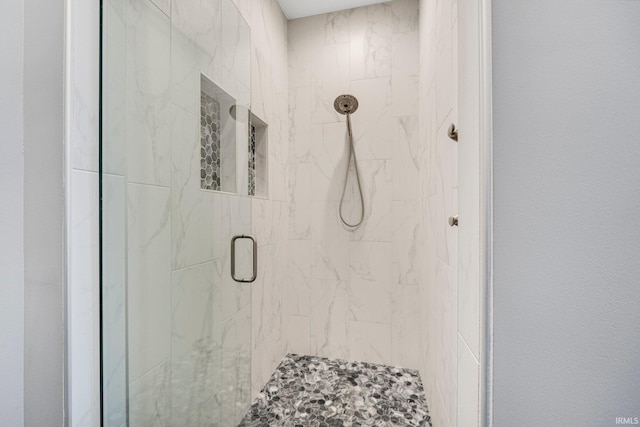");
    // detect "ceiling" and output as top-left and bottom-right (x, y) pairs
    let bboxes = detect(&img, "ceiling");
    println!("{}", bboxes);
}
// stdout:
(277, 0), (392, 20)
